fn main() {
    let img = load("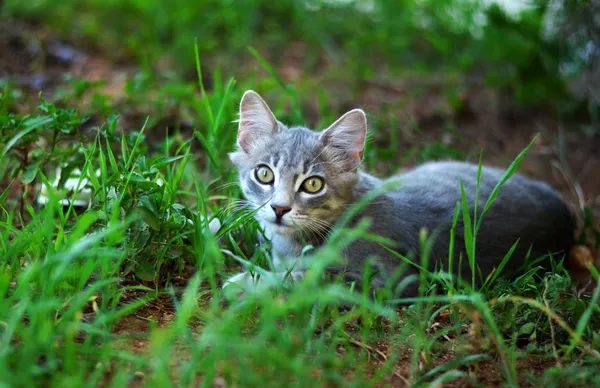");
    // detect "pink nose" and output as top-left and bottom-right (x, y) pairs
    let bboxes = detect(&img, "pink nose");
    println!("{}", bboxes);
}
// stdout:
(271, 205), (292, 219)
